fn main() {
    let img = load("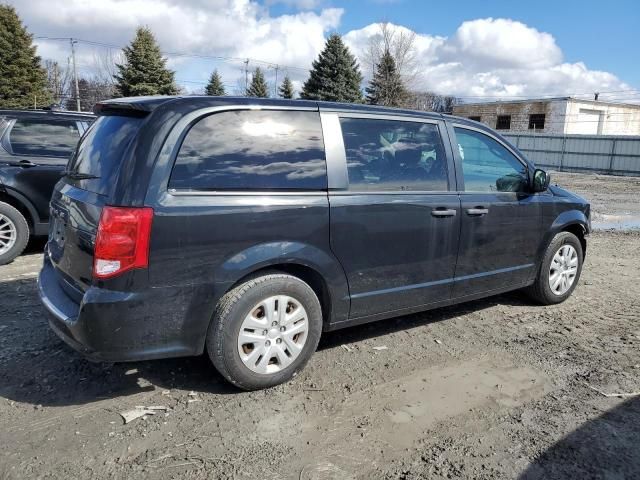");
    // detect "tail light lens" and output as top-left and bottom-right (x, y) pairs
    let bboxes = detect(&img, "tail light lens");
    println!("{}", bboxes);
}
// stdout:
(94, 206), (154, 279)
